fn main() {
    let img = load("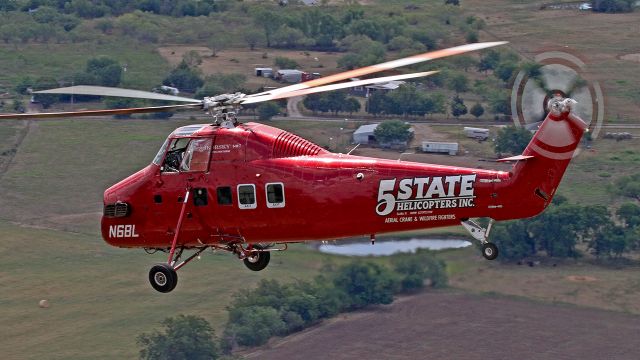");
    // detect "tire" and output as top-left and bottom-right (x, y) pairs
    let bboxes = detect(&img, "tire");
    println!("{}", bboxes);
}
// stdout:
(243, 245), (271, 271)
(149, 263), (178, 293)
(482, 242), (499, 261)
